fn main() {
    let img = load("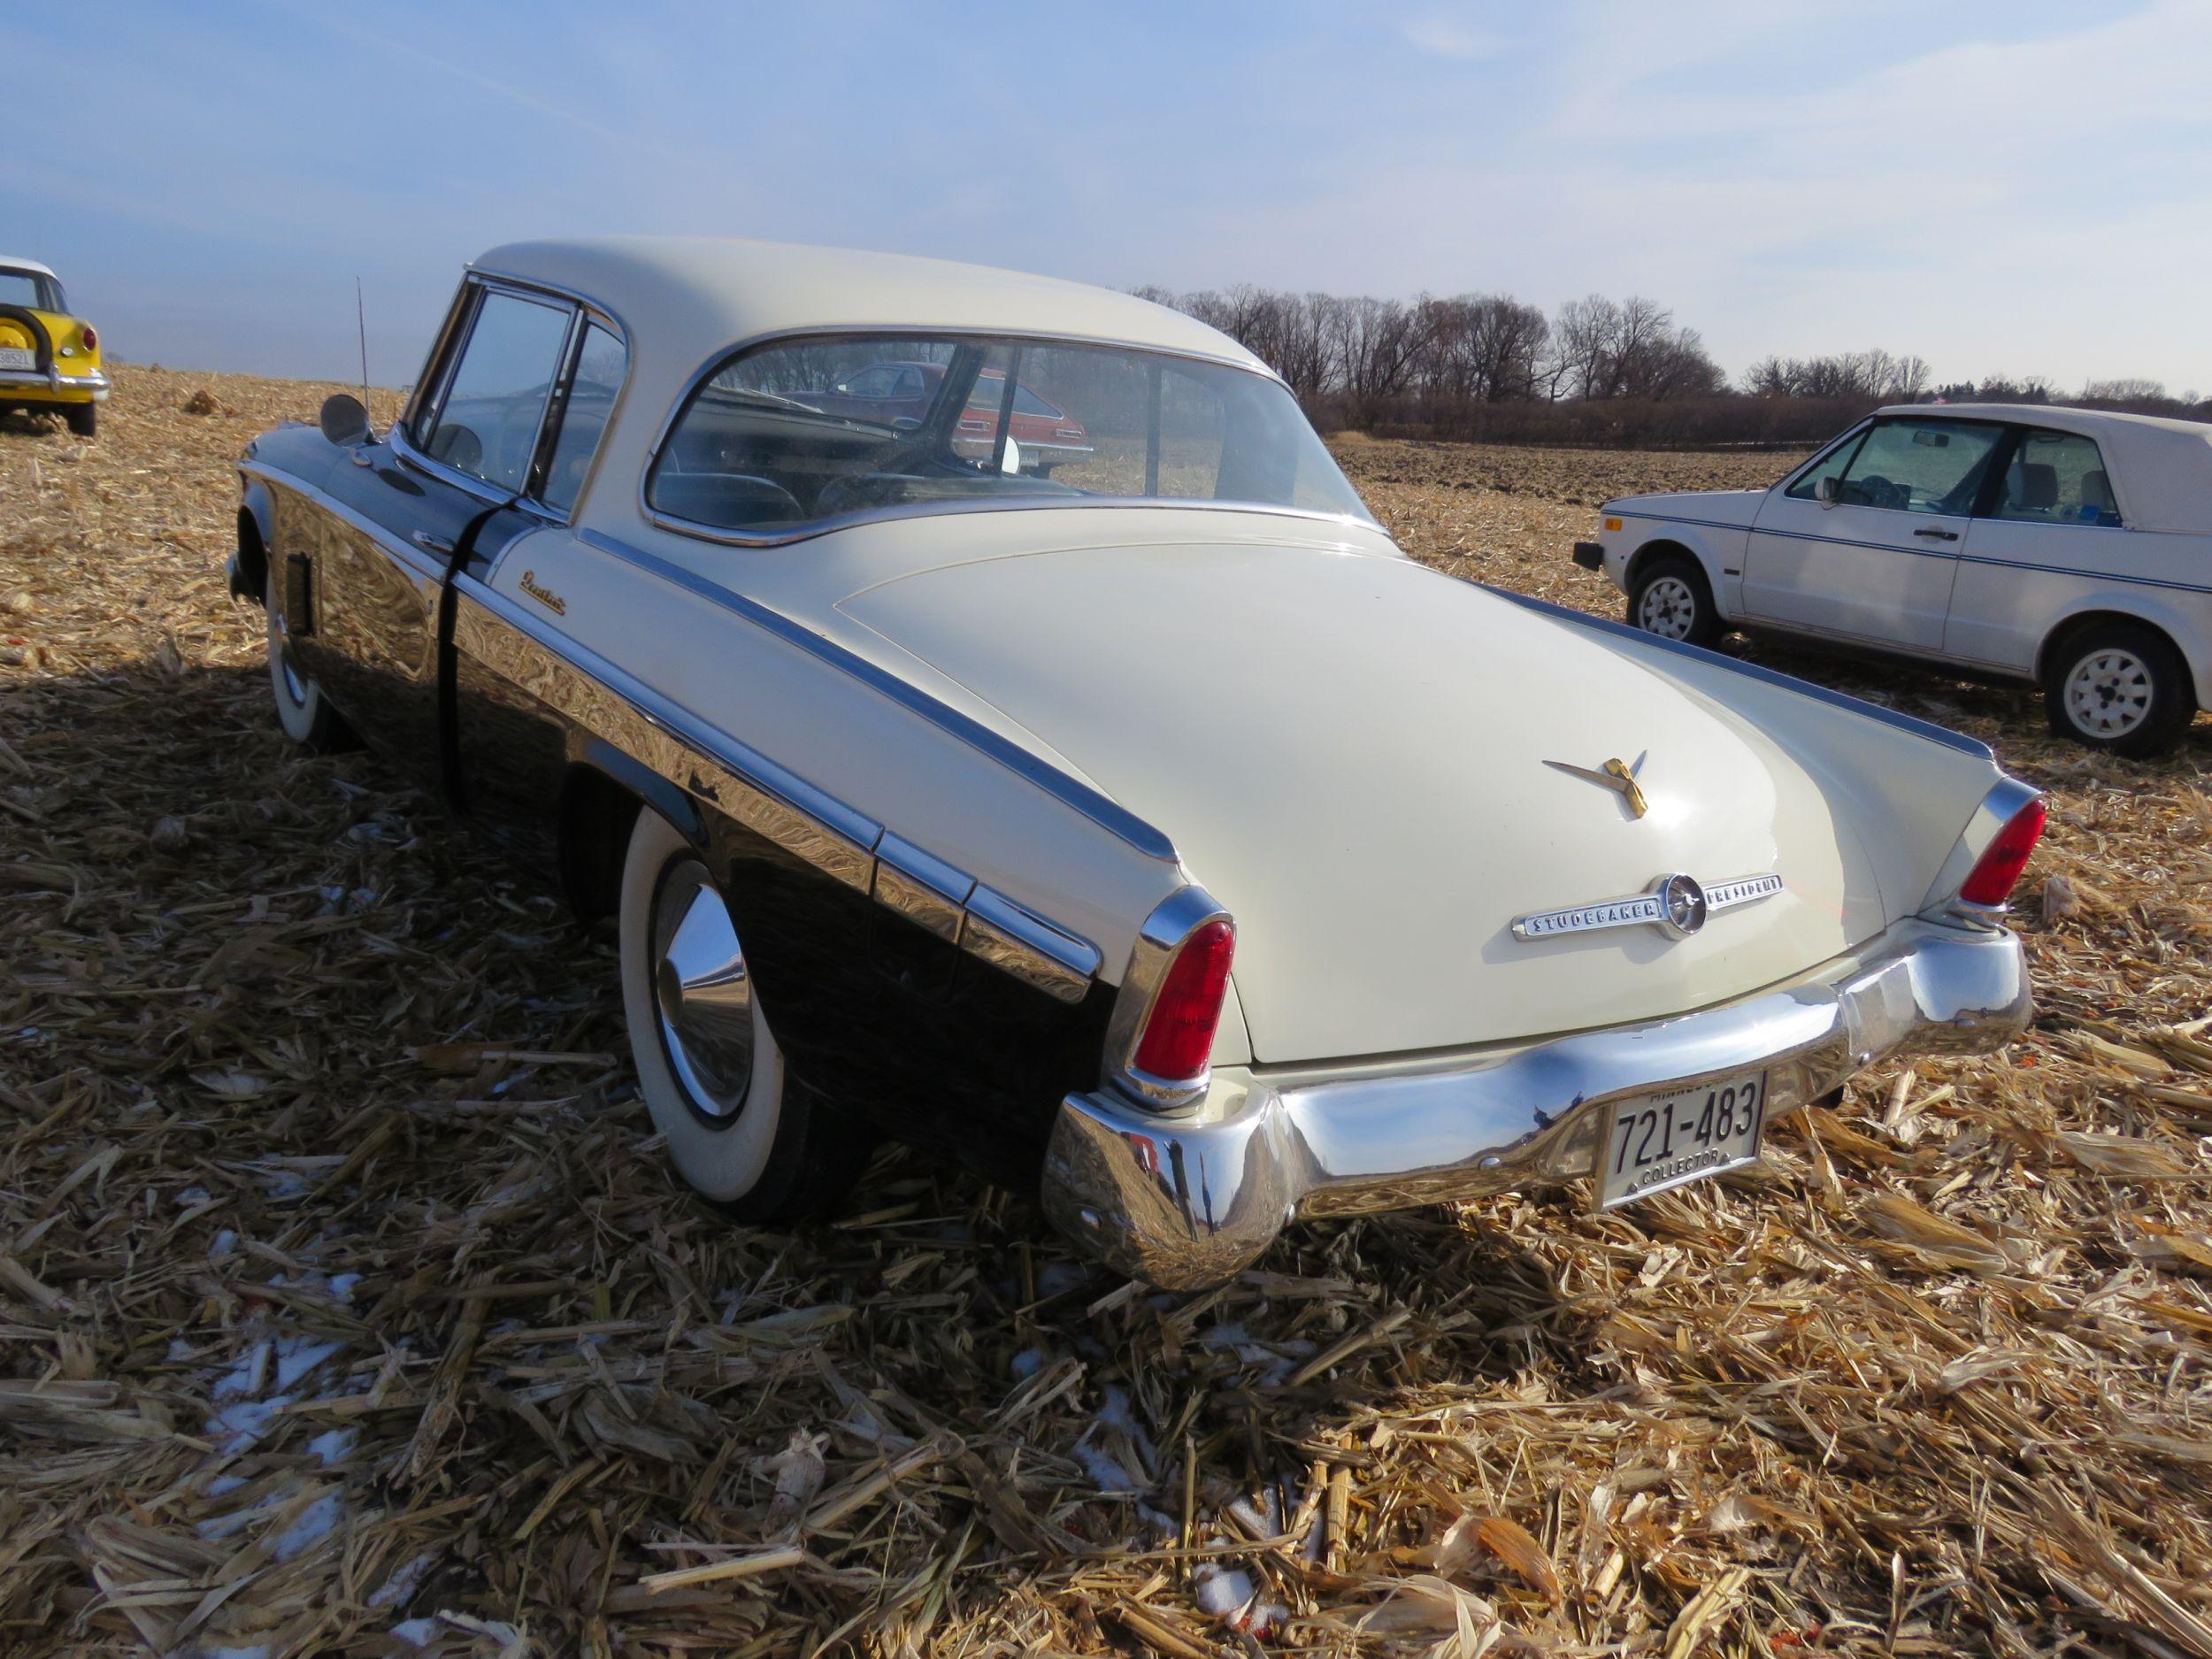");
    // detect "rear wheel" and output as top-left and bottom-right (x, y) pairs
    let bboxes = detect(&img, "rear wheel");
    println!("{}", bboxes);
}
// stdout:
(64, 403), (96, 439)
(617, 807), (872, 1220)
(264, 575), (355, 750)
(2042, 621), (2195, 757)
(1628, 554), (1722, 649)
